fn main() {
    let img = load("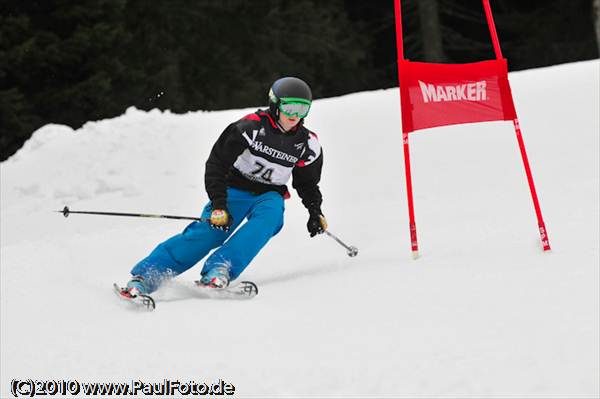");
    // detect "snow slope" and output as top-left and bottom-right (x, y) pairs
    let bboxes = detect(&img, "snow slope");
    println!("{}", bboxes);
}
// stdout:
(1, 60), (599, 398)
